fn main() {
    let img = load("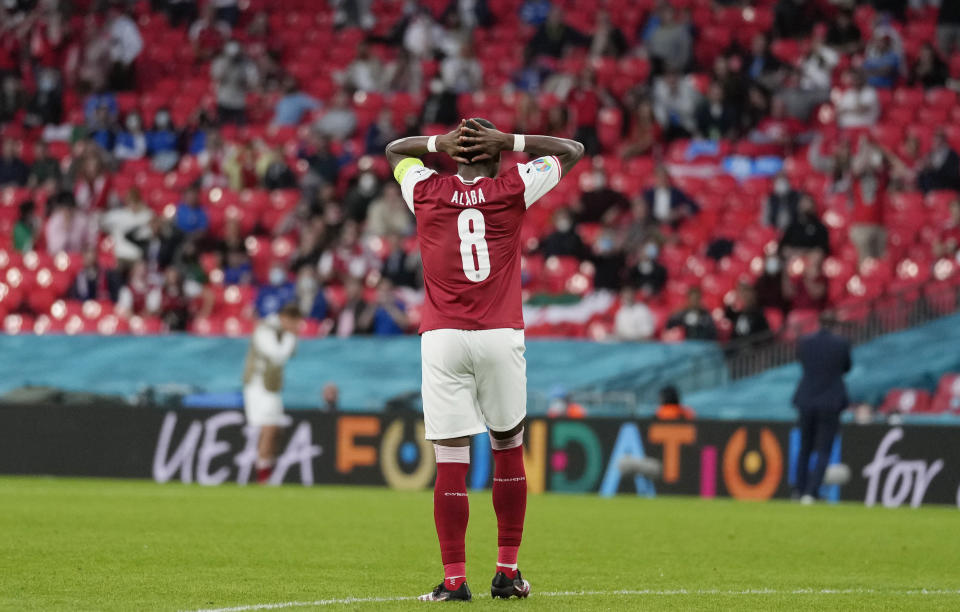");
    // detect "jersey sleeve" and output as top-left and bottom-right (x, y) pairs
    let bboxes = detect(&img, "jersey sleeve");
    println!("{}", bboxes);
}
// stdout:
(517, 156), (563, 208)
(393, 157), (437, 213)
